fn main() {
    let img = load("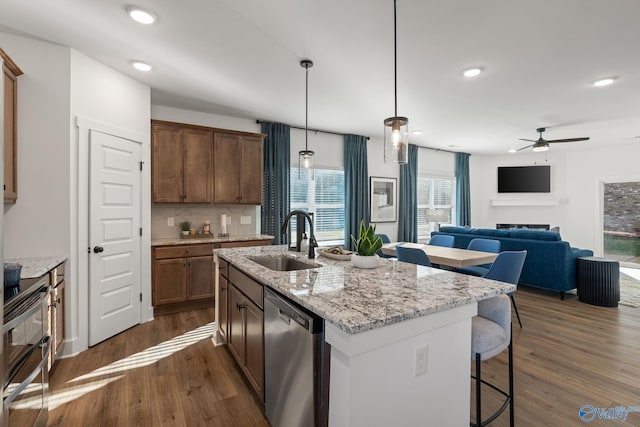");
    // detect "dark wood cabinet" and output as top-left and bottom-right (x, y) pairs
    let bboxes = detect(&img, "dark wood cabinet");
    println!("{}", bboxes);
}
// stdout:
(152, 244), (216, 314)
(151, 123), (213, 203)
(213, 133), (263, 205)
(2, 48), (22, 204)
(227, 266), (264, 401)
